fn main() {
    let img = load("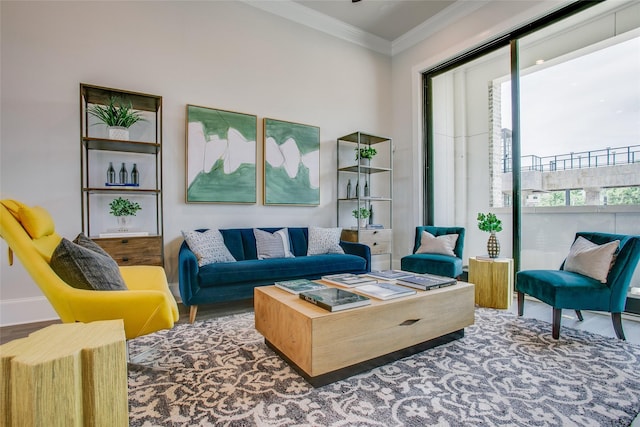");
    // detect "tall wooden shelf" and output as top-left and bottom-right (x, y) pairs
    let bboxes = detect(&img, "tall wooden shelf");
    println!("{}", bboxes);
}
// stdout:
(80, 83), (164, 266)
(337, 132), (393, 267)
